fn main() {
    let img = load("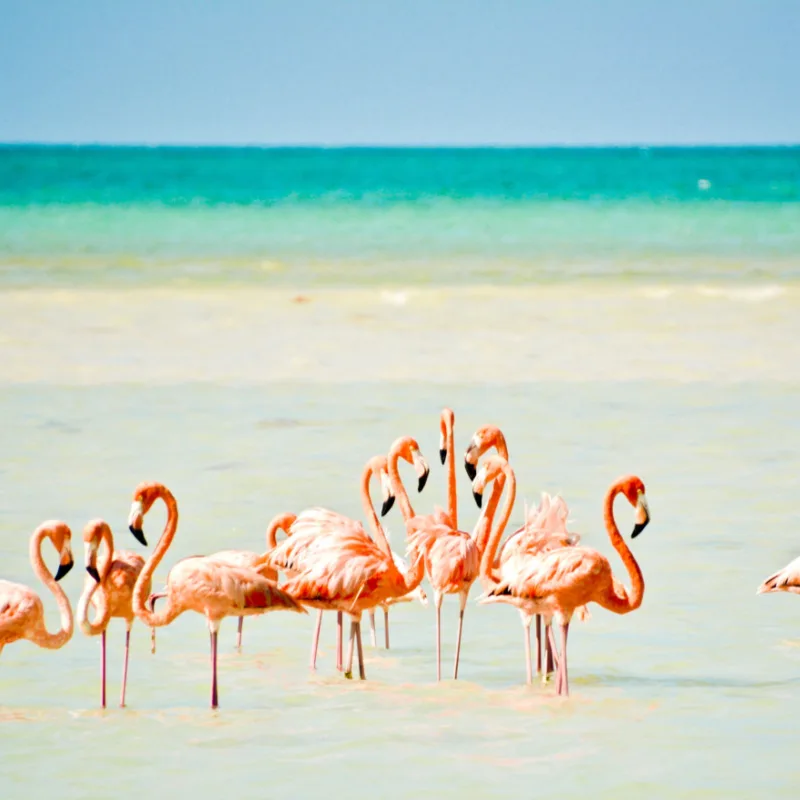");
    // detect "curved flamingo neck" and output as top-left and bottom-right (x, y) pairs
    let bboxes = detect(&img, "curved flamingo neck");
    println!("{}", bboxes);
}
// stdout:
(132, 486), (179, 626)
(602, 483), (645, 613)
(443, 412), (457, 529)
(29, 528), (73, 649)
(266, 513), (296, 550)
(77, 575), (111, 637)
(362, 459), (392, 557)
(388, 446), (415, 522)
(99, 525), (114, 583)
(400, 550), (427, 594)
(479, 464), (516, 583)
(473, 431), (509, 554)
